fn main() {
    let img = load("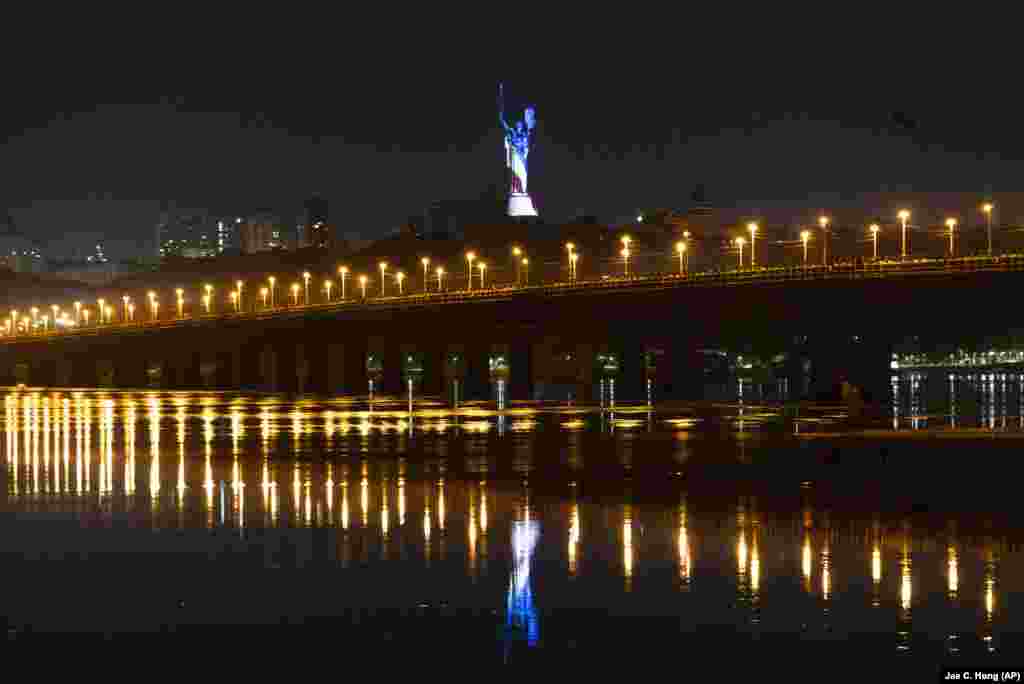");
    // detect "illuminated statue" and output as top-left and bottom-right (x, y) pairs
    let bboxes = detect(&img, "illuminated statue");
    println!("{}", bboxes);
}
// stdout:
(499, 83), (539, 217)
